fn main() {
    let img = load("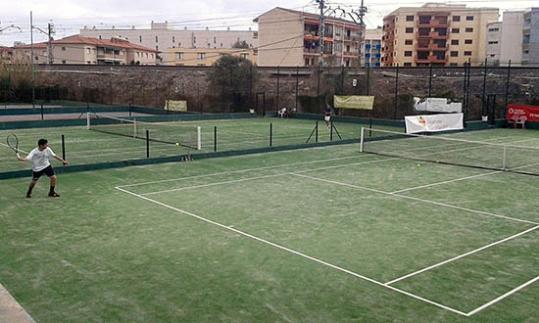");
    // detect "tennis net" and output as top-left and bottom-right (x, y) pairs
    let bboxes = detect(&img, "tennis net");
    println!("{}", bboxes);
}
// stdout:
(87, 113), (201, 150)
(360, 127), (539, 176)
